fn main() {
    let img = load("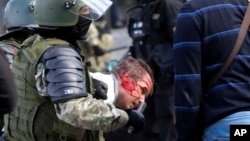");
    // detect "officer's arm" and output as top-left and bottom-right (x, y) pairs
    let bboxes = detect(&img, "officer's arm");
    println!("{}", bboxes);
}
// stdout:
(40, 46), (128, 131)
